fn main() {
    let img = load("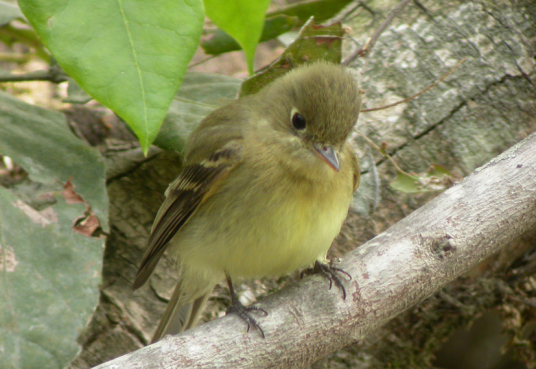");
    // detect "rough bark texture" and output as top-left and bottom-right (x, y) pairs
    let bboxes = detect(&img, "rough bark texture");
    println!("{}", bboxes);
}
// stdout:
(69, 0), (536, 368)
